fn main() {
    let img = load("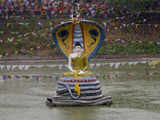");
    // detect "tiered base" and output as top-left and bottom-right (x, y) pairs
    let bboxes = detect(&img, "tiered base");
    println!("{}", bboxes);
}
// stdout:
(46, 75), (112, 106)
